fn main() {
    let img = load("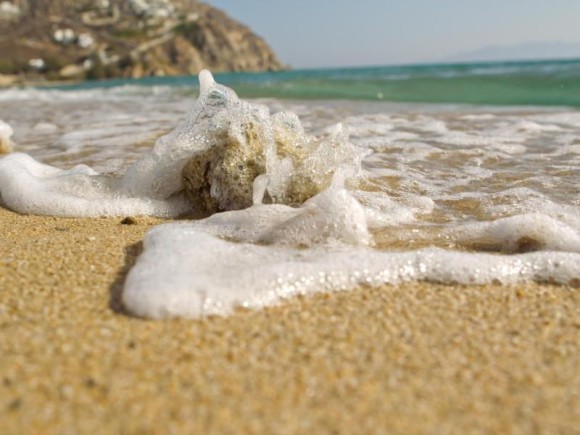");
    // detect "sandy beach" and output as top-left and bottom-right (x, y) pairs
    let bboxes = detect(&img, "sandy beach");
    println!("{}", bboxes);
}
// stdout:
(0, 207), (577, 433)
